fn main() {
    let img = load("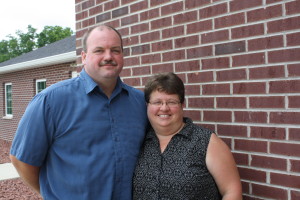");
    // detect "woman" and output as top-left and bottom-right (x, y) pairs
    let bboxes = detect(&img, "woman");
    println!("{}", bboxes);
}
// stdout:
(133, 72), (242, 200)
